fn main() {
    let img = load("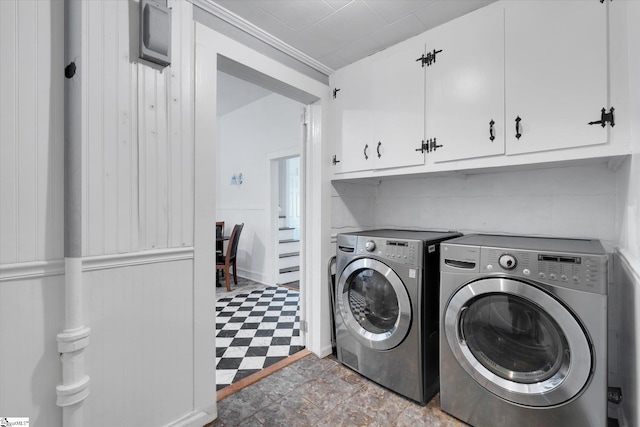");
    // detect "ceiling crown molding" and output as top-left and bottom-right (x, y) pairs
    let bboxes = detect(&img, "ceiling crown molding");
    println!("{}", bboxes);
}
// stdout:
(189, 0), (335, 77)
